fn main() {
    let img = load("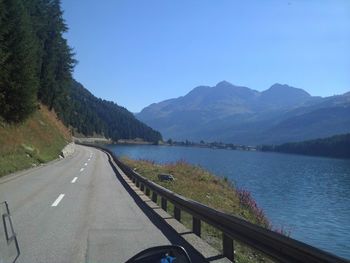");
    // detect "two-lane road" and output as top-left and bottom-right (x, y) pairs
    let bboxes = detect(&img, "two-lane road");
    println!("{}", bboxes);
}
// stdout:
(0, 145), (172, 263)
